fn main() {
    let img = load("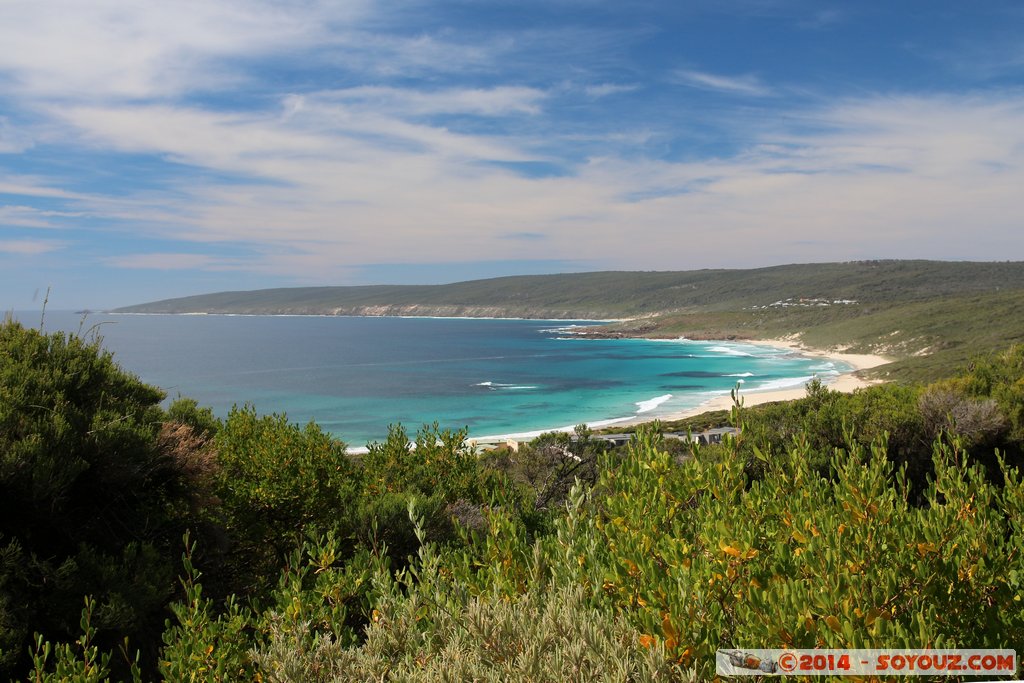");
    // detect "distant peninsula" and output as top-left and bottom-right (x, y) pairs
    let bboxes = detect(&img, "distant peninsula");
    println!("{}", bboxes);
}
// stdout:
(116, 260), (1024, 382)
(116, 260), (1024, 318)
